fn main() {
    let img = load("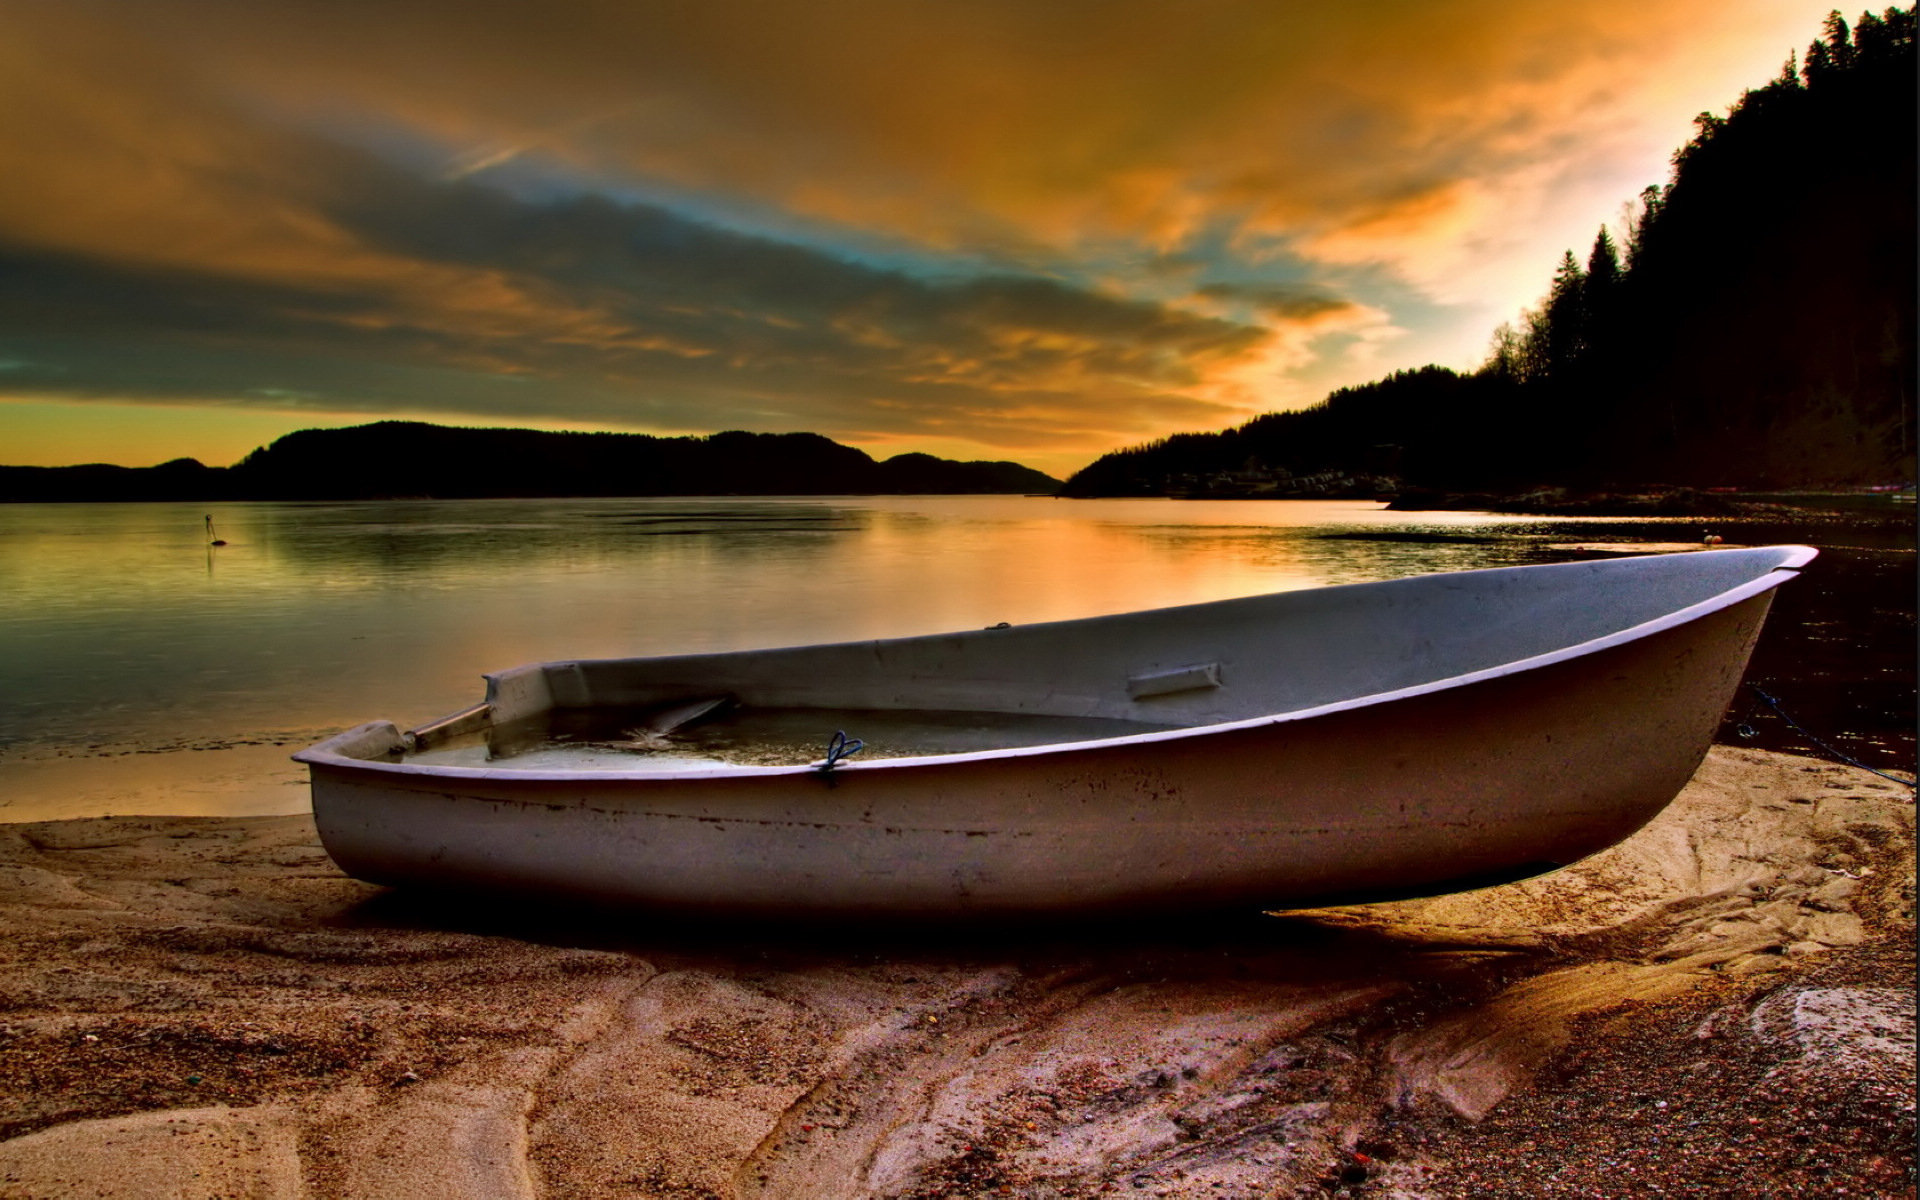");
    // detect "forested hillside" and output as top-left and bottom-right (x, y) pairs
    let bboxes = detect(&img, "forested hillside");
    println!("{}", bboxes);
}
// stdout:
(1064, 8), (1916, 498)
